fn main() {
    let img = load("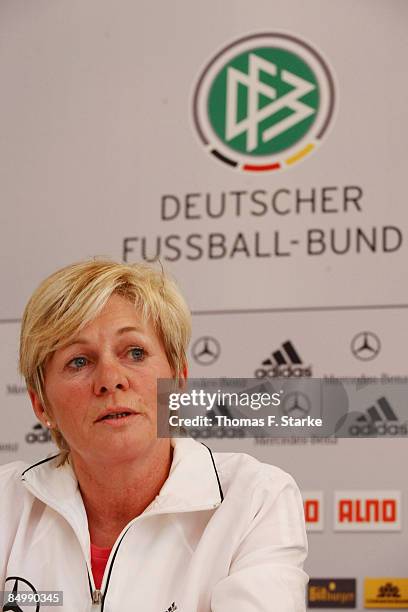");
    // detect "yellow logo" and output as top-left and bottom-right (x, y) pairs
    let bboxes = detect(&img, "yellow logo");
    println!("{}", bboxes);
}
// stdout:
(365, 579), (408, 608)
